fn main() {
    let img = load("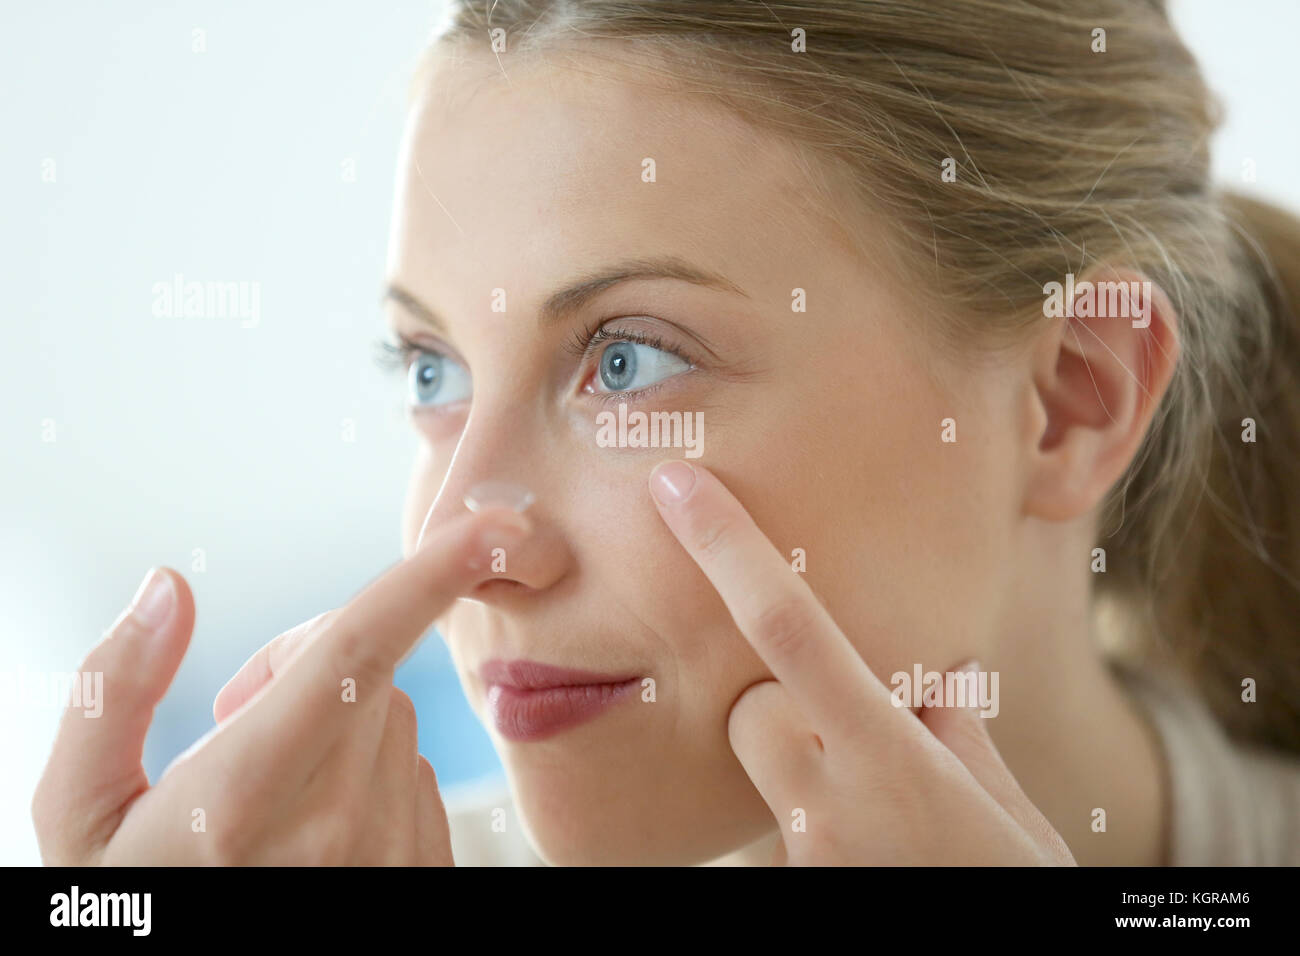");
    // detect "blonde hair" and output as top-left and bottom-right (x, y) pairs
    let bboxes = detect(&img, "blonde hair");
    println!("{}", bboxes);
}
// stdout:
(425, 0), (1300, 752)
